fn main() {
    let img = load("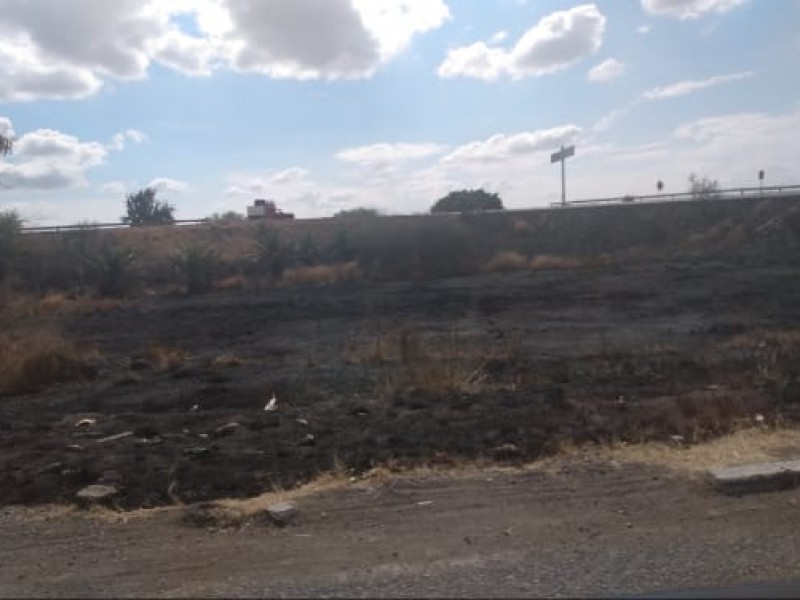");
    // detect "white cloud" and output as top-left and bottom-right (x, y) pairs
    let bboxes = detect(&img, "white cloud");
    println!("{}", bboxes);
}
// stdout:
(100, 181), (132, 196)
(110, 129), (149, 151)
(0, 117), (15, 138)
(489, 30), (509, 44)
(641, 0), (748, 19)
(438, 4), (607, 81)
(147, 177), (189, 192)
(642, 70), (753, 100)
(0, 0), (451, 101)
(441, 125), (581, 165)
(336, 142), (447, 166)
(219, 0), (450, 80)
(0, 121), (108, 189)
(266, 167), (310, 185)
(637, 24), (652, 34)
(588, 58), (625, 83)
(437, 42), (508, 81)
